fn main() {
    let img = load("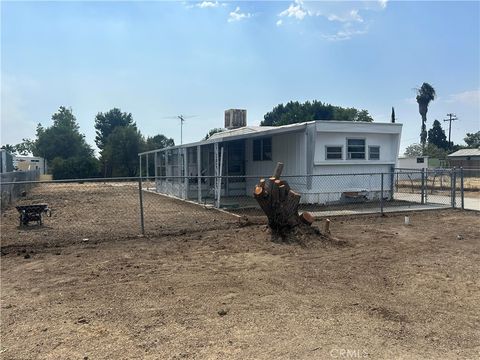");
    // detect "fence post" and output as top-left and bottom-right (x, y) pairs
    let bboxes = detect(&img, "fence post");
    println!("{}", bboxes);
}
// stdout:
(451, 167), (456, 208)
(421, 168), (425, 205)
(460, 167), (464, 210)
(138, 177), (145, 235)
(390, 165), (395, 201)
(380, 173), (384, 215)
(424, 169), (428, 203)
